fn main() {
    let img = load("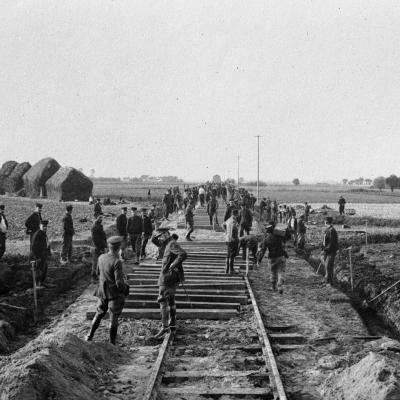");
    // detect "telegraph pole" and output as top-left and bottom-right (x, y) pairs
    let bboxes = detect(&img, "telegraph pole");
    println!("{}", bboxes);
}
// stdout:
(255, 135), (263, 205)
